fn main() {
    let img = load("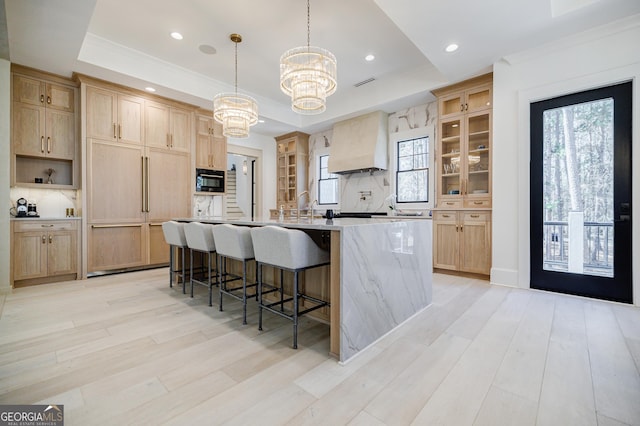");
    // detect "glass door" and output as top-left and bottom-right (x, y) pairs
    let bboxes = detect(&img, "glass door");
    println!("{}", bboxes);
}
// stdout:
(530, 81), (632, 302)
